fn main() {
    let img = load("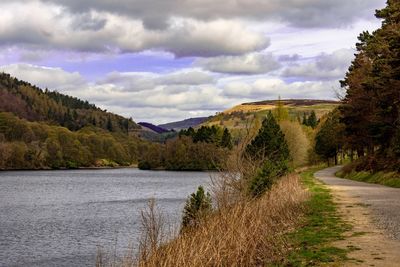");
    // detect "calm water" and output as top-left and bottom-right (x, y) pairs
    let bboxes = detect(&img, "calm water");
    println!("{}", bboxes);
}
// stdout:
(0, 168), (211, 267)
